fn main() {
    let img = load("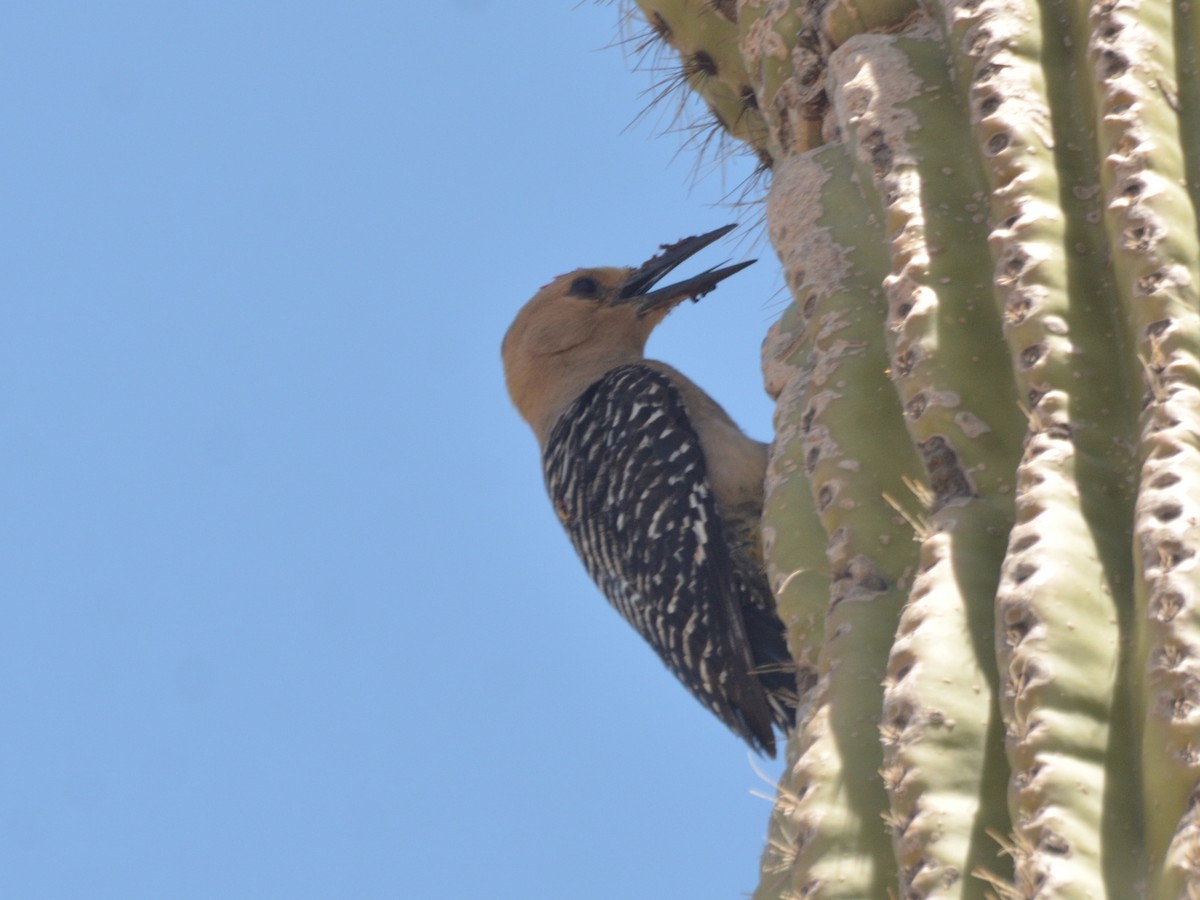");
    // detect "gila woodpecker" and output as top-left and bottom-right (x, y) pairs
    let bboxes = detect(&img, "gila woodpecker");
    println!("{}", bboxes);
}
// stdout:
(502, 224), (797, 755)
